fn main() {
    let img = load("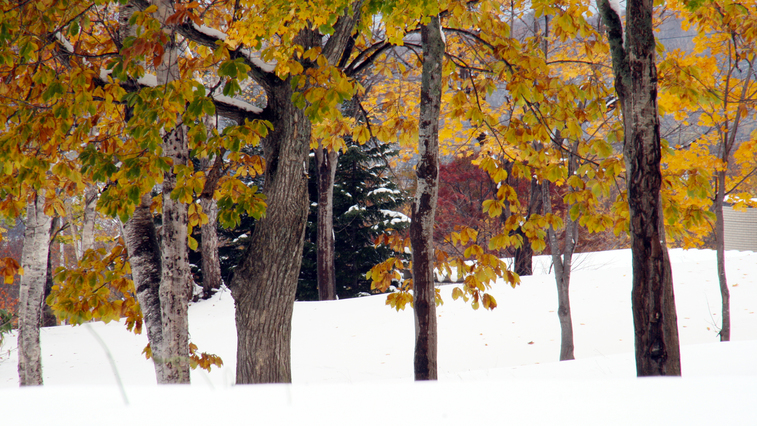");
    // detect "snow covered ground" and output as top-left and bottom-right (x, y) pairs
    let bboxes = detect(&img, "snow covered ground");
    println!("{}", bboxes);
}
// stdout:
(1, 248), (755, 424)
